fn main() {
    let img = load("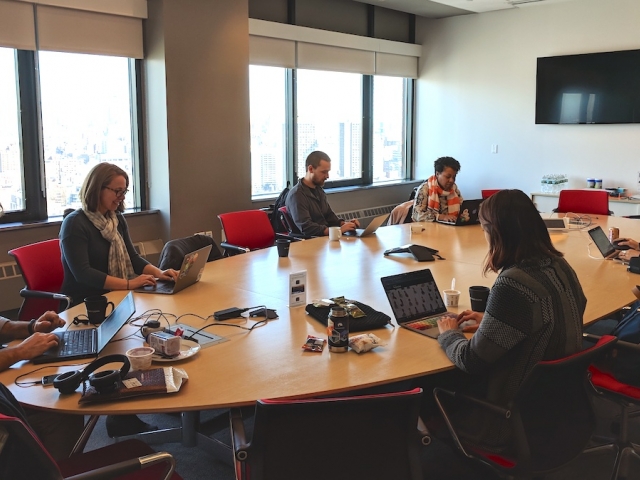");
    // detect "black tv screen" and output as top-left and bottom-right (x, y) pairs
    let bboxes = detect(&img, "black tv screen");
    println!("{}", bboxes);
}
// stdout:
(536, 49), (640, 124)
